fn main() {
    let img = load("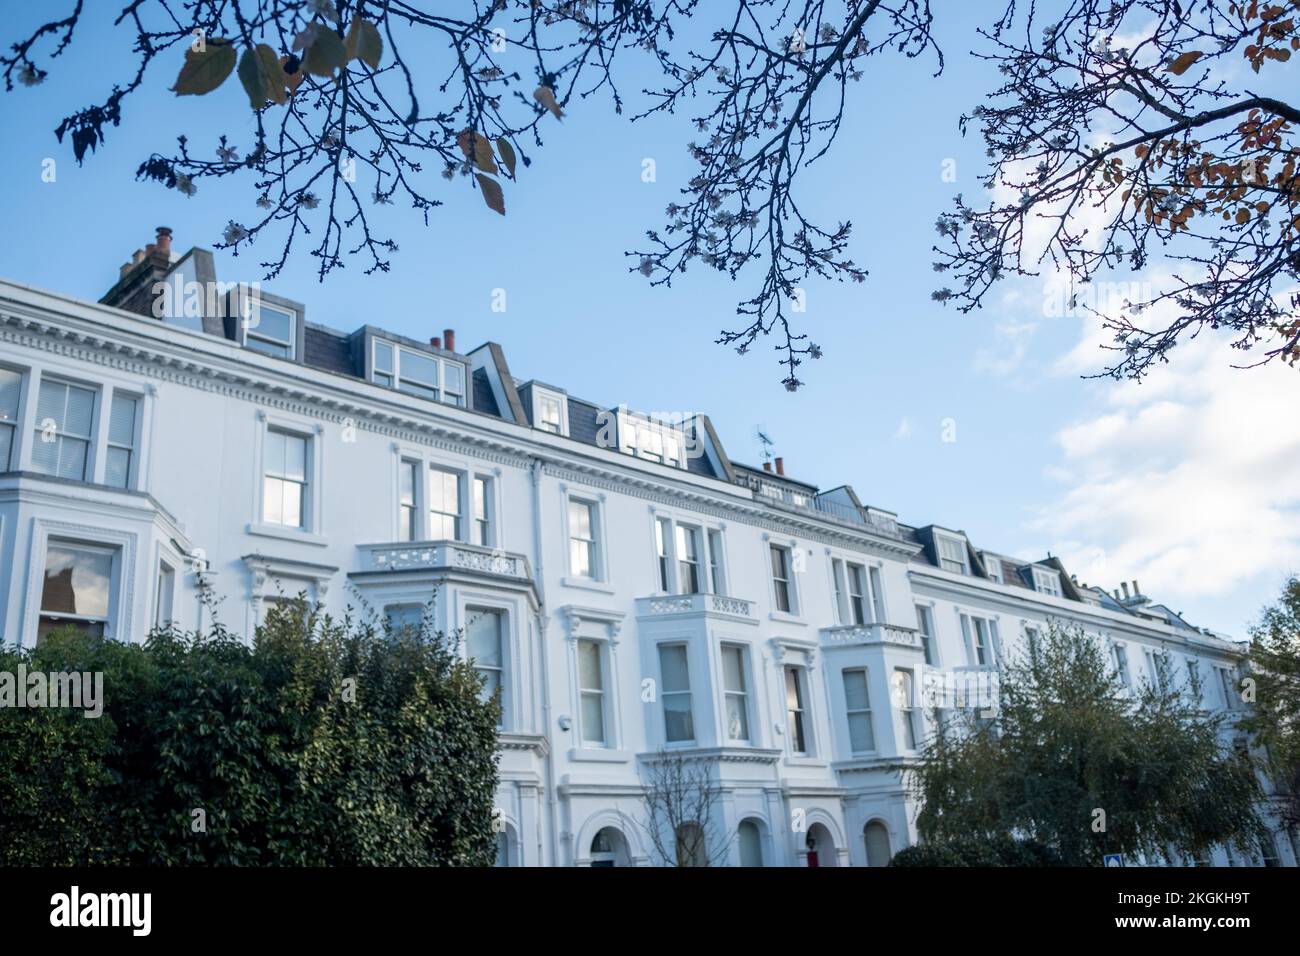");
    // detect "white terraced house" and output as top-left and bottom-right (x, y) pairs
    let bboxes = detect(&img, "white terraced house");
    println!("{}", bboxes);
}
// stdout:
(0, 228), (1294, 868)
